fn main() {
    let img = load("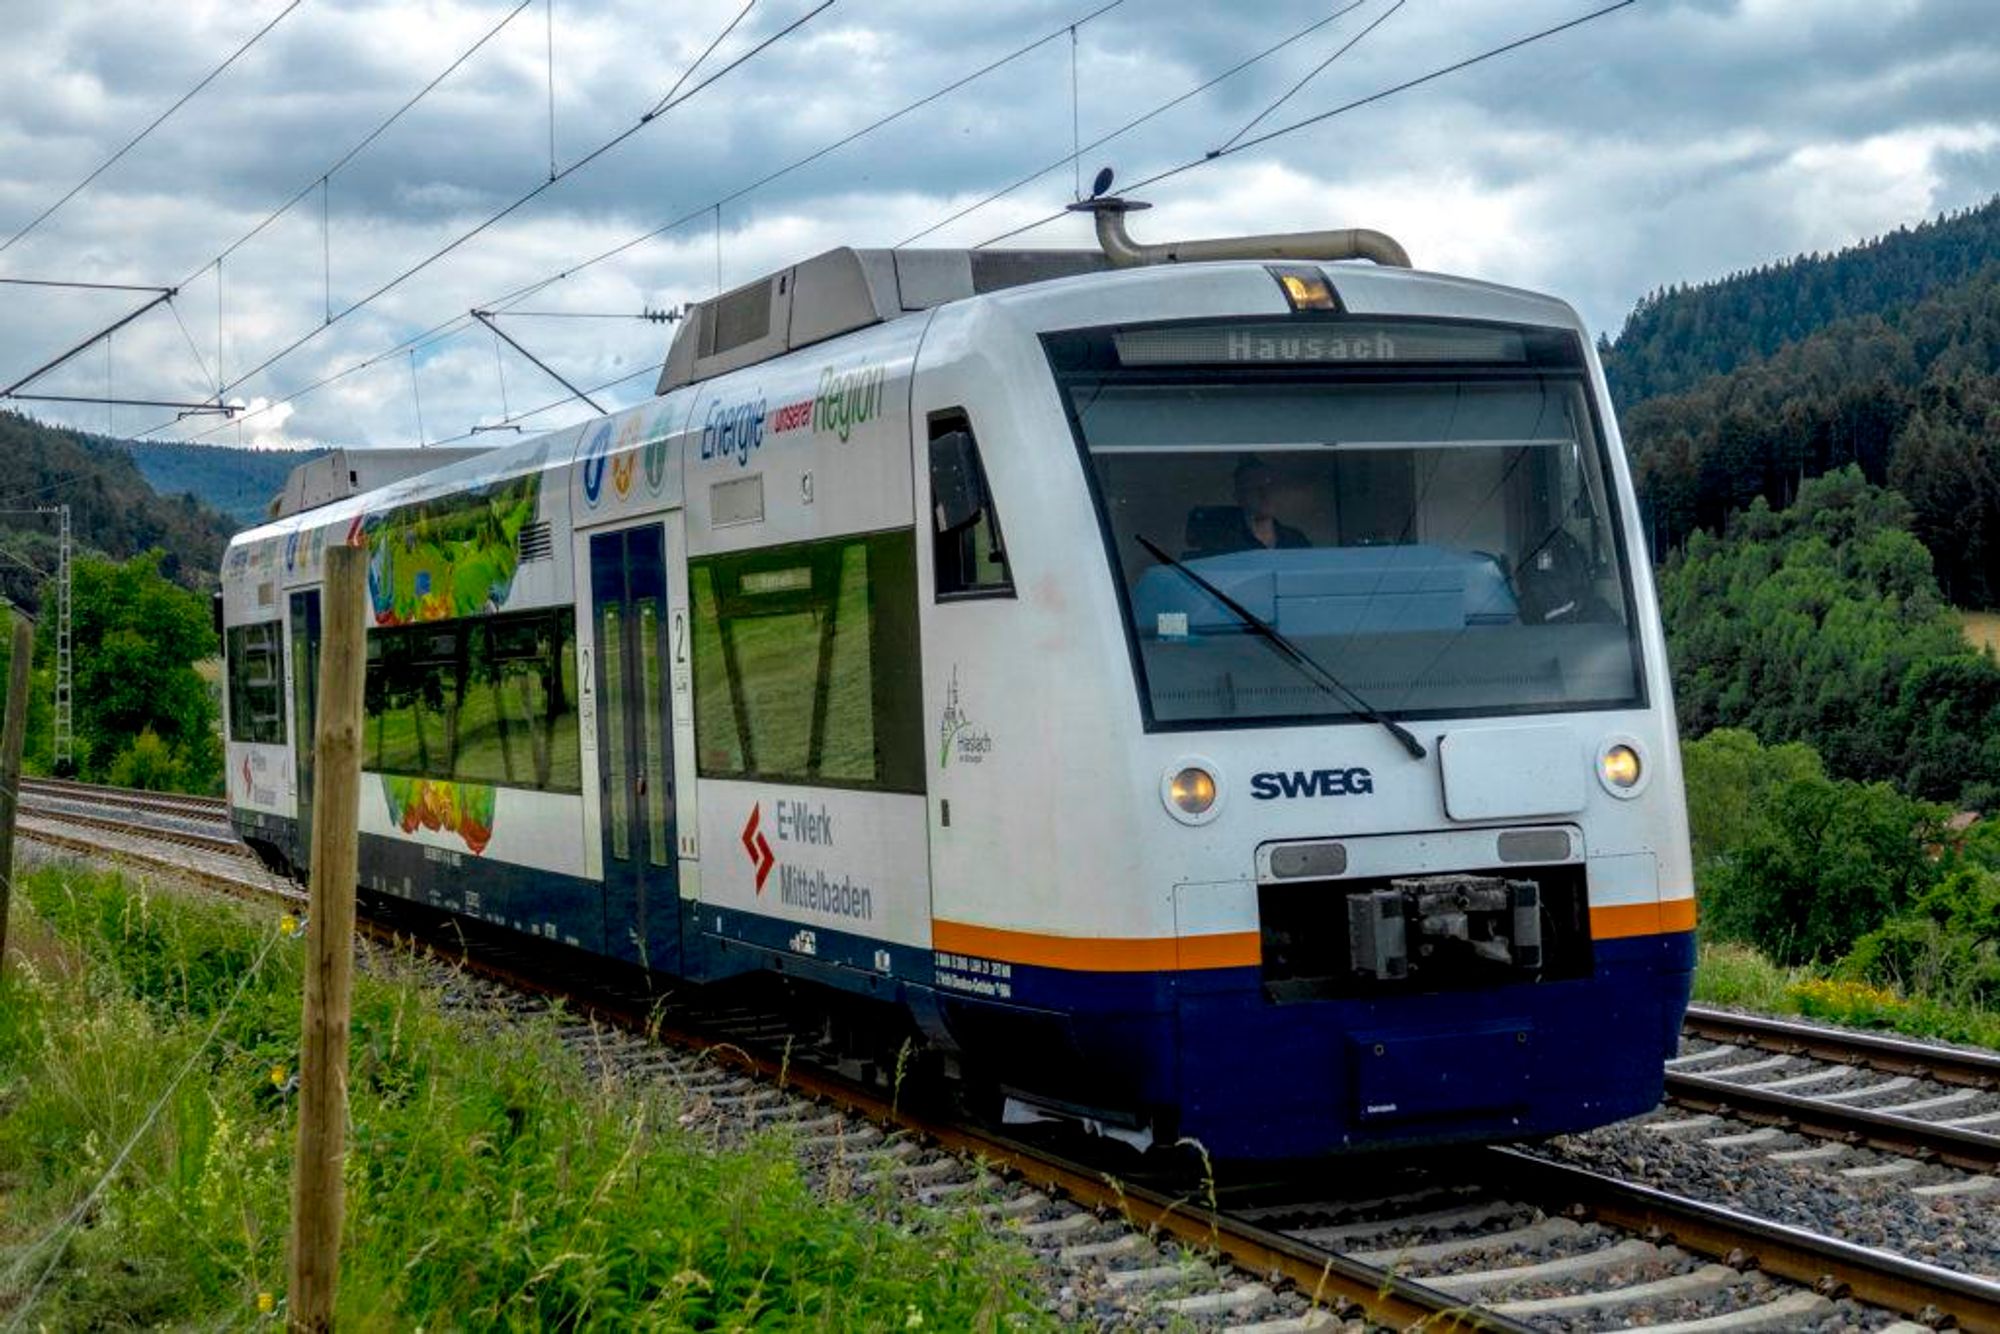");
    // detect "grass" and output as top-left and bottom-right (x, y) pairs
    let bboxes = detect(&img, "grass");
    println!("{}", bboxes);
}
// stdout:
(1962, 609), (2000, 656)
(1694, 939), (2000, 1050)
(0, 862), (1042, 1330)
